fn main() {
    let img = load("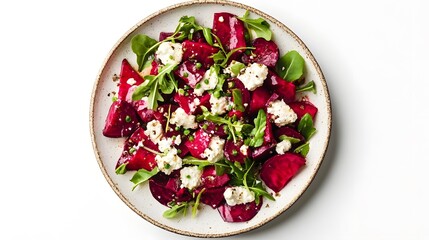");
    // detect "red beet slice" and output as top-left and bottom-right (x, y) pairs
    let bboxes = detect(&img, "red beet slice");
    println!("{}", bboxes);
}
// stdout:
(149, 173), (192, 206)
(288, 101), (318, 121)
(227, 109), (243, 119)
(126, 147), (157, 171)
(174, 92), (210, 114)
(249, 87), (271, 115)
(260, 153), (306, 193)
(217, 198), (262, 222)
(184, 129), (211, 158)
(224, 140), (249, 163)
(242, 38), (279, 67)
(175, 60), (206, 88)
(263, 117), (276, 144)
(102, 100), (139, 138)
(199, 187), (226, 208)
(266, 70), (296, 103)
(200, 166), (230, 188)
(150, 59), (159, 75)
(117, 59), (145, 101)
(251, 143), (276, 161)
(230, 78), (250, 107)
(274, 126), (305, 143)
(199, 121), (228, 138)
(212, 12), (246, 60)
(182, 40), (219, 67)
(159, 32), (174, 41)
